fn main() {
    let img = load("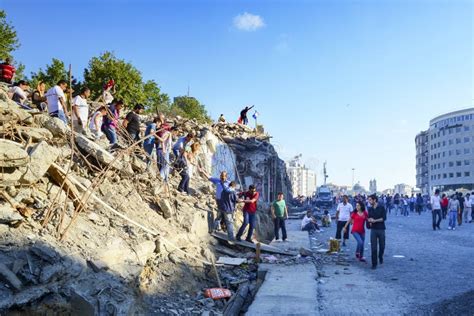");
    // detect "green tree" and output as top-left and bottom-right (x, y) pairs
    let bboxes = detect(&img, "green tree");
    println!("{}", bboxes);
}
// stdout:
(143, 80), (170, 114)
(30, 58), (68, 89)
(171, 96), (210, 122)
(0, 10), (20, 59)
(14, 63), (26, 81)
